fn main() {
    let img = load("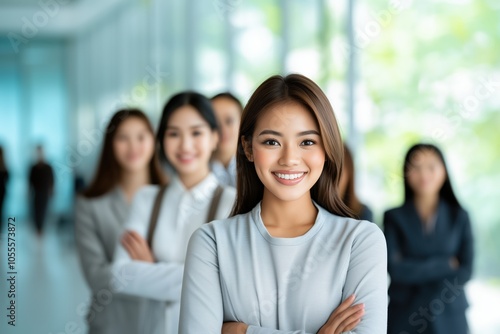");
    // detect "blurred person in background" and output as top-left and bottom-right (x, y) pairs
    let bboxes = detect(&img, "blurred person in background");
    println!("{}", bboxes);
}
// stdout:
(338, 144), (373, 221)
(0, 145), (9, 233)
(210, 92), (243, 188)
(75, 109), (166, 334)
(384, 143), (474, 334)
(29, 145), (54, 236)
(112, 92), (236, 334)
